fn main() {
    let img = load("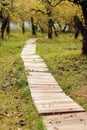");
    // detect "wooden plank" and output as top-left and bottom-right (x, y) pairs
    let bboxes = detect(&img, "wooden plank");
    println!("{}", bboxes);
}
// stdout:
(29, 76), (55, 79)
(29, 86), (61, 90)
(23, 49), (36, 51)
(28, 72), (56, 80)
(37, 106), (83, 112)
(21, 52), (35, 55)
(21, 56), (42, 60)
(22, 48), (36, 51)
(38, 108), (84, 115)
(24, 45), (36, 48)
(33, 98), (75, 104)
(24, 62), (47, 66)
(23, 59), (44, 62)
(31, 96), (68, 100)
(35, 103), (83, 109)
(34, 100), (75, 106)
(24, 63), (47, 68)
(31, 93), (68, 99)
(43, 112), (87, 130)
(22, 50), (35, 52)
(24, 46), (35, 48)
(30, 89), (63, 93)
(25, 67), (48, 72)
(25, 46), (35, 48)
(29, 85), (63, 92)
(22, 55), (42, 59)
(24, 62), (45, 66)
(28, 79), (58, 82)
(28, 75), (55, 79)
(28, 79), (58, 85)
(29, 84), (61, 89)
(31, 92), (66, 96)
(22, 49), (35, 51)
(29, 72), (53, 76)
